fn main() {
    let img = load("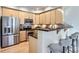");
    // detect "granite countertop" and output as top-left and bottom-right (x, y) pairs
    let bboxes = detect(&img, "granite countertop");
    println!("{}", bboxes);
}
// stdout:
(32, 23), (73, 31)
(20, 23), (73, 31)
